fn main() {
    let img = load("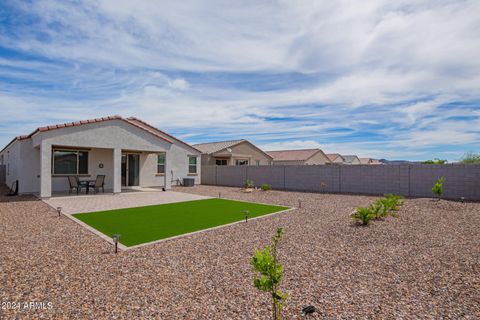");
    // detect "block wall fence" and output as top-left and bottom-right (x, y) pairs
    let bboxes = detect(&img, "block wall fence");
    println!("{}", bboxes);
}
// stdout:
(201, 164), (480, 200)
